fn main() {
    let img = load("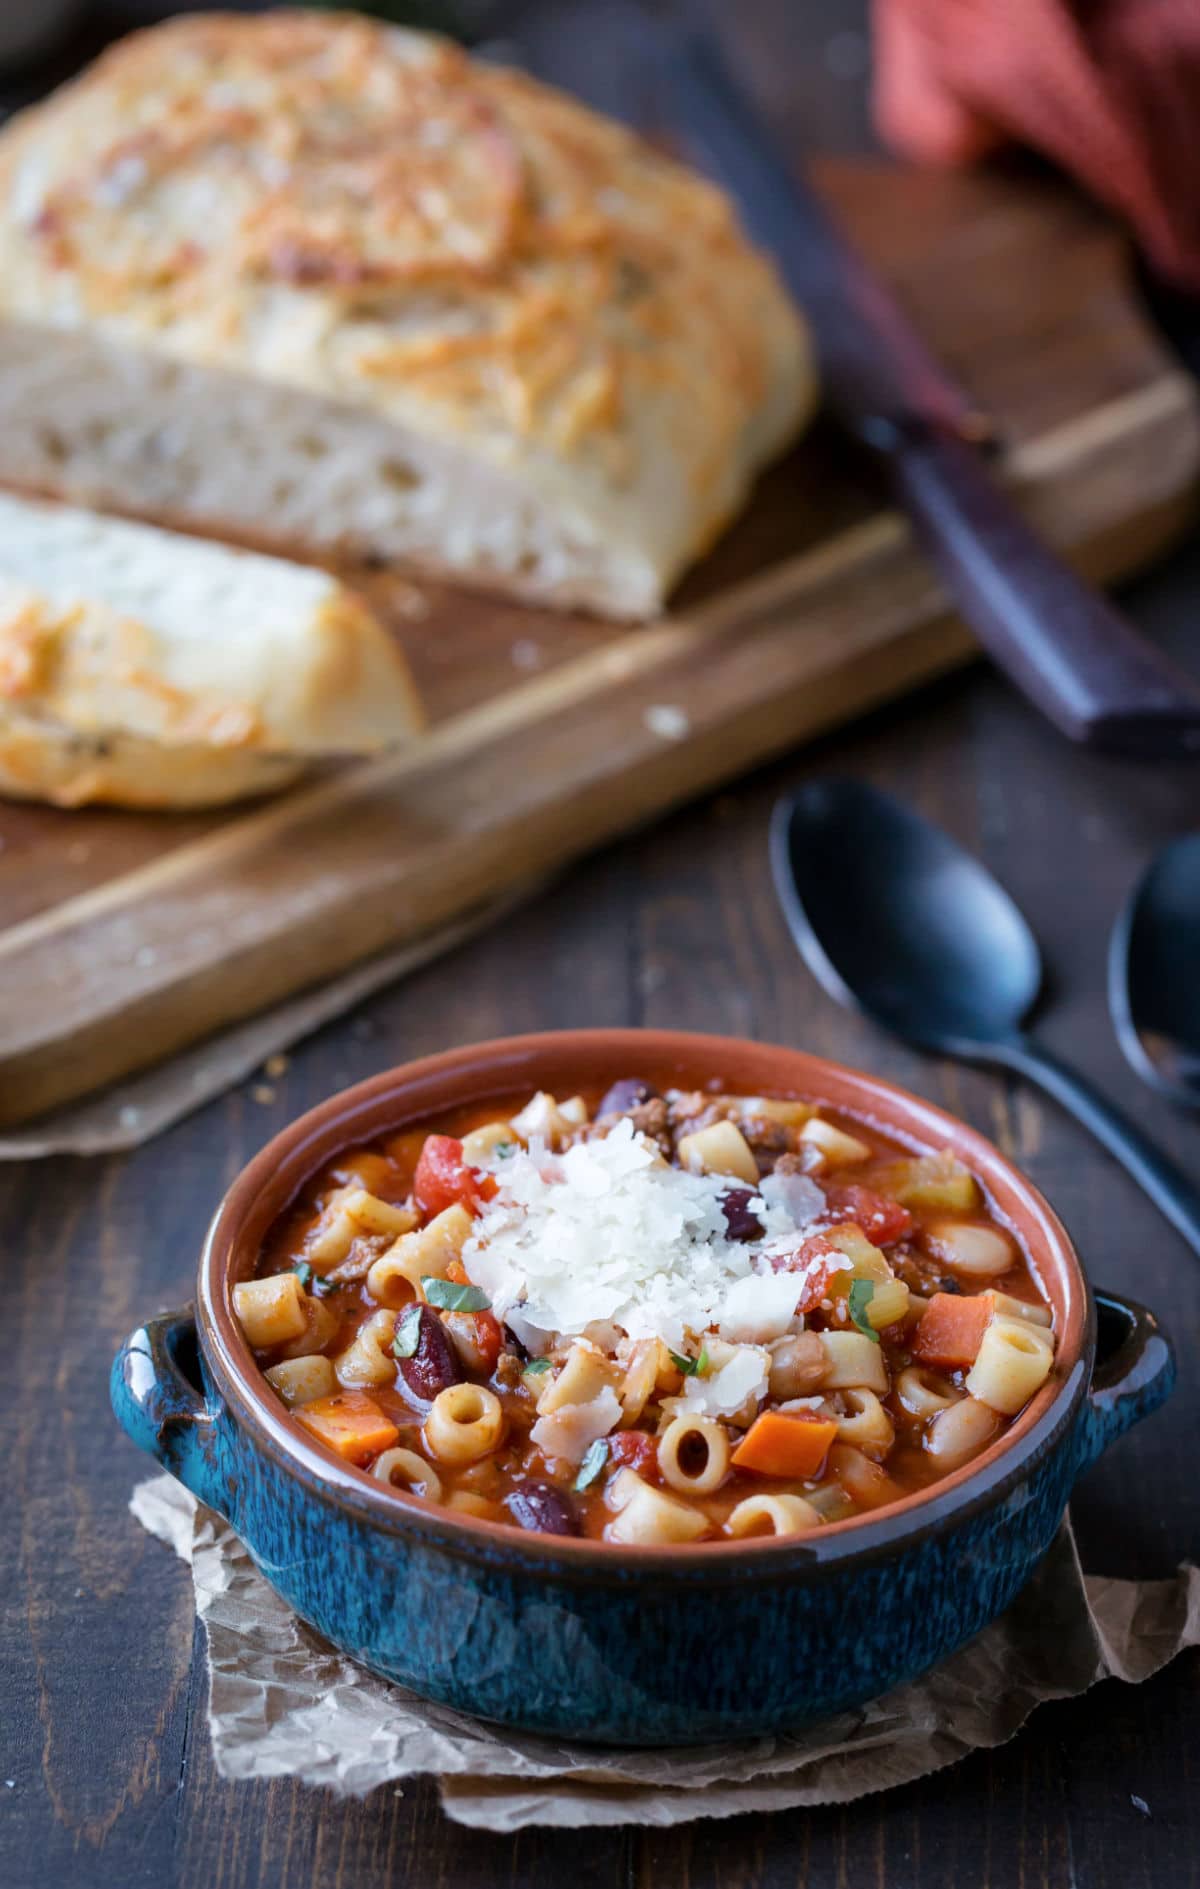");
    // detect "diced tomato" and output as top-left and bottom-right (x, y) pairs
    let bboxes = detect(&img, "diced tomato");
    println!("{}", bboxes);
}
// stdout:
(767, 1231), (833, 1273)
(911, 1292), (991, 1369)
(768, 1231), (838, 1314)
(413, 1135), (470, 1214)
(823, 1182), (914, 1246)
(413, 1135), (496, 1217)
(607, 1431), (660, 1483)
(472, 1309), (504, 1376)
